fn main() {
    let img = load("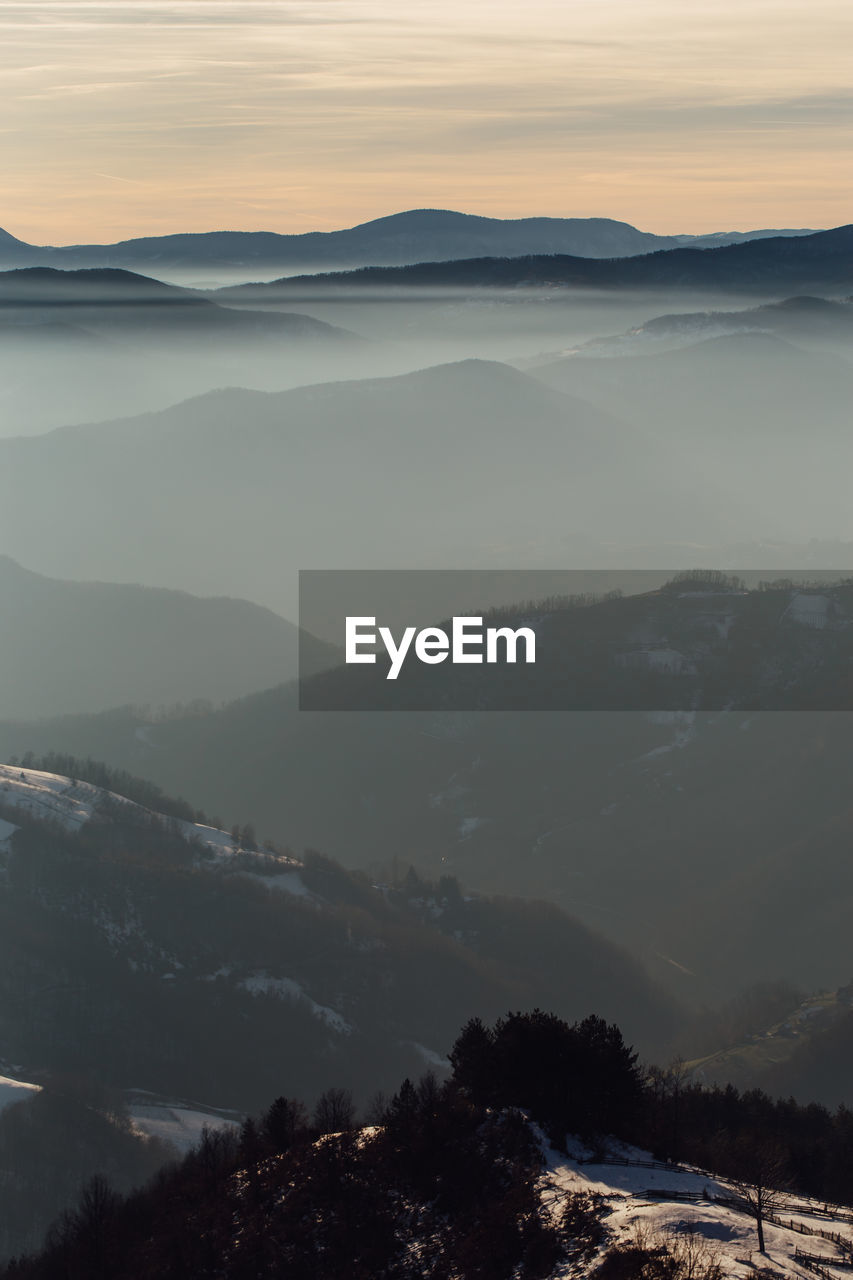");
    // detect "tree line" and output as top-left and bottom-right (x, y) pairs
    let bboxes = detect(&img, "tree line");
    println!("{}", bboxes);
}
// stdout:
(5, 1008), (853, 1278)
